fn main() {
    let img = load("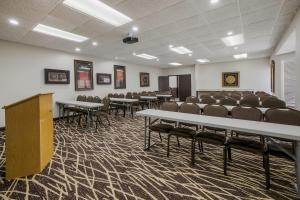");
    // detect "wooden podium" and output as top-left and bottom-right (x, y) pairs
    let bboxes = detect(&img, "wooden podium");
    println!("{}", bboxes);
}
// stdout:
(2, 93), (54, 179)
